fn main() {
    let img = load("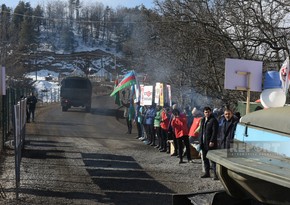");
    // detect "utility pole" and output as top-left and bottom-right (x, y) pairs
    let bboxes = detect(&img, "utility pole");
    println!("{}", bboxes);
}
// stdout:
(35, 57), (37, 81)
